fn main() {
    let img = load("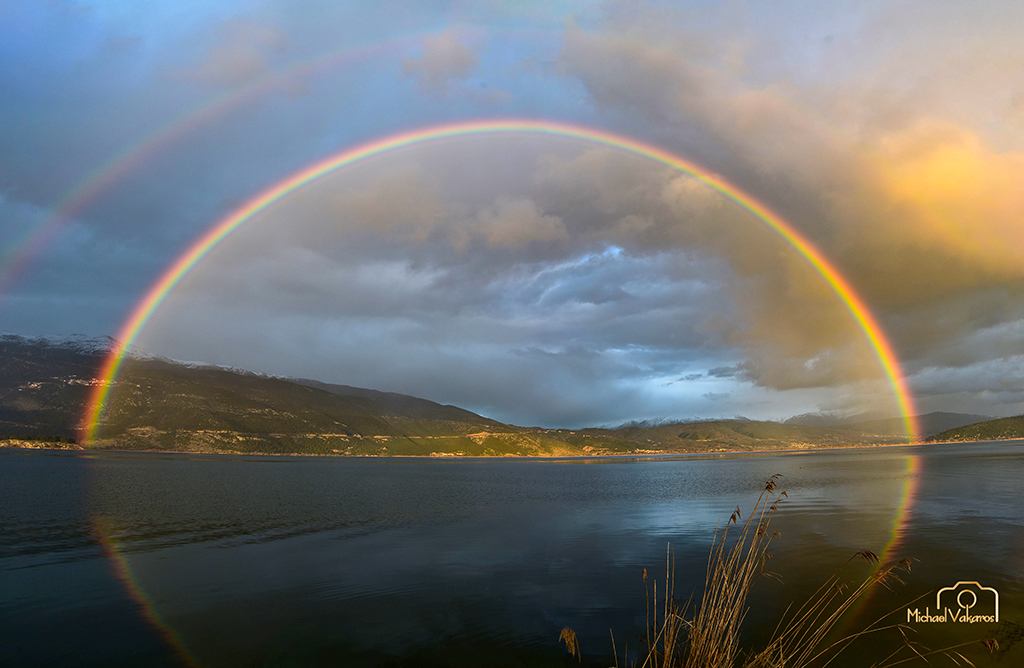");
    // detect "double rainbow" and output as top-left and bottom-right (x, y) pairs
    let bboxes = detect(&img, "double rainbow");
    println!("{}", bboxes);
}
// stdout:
(80, 119), (920, 443)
